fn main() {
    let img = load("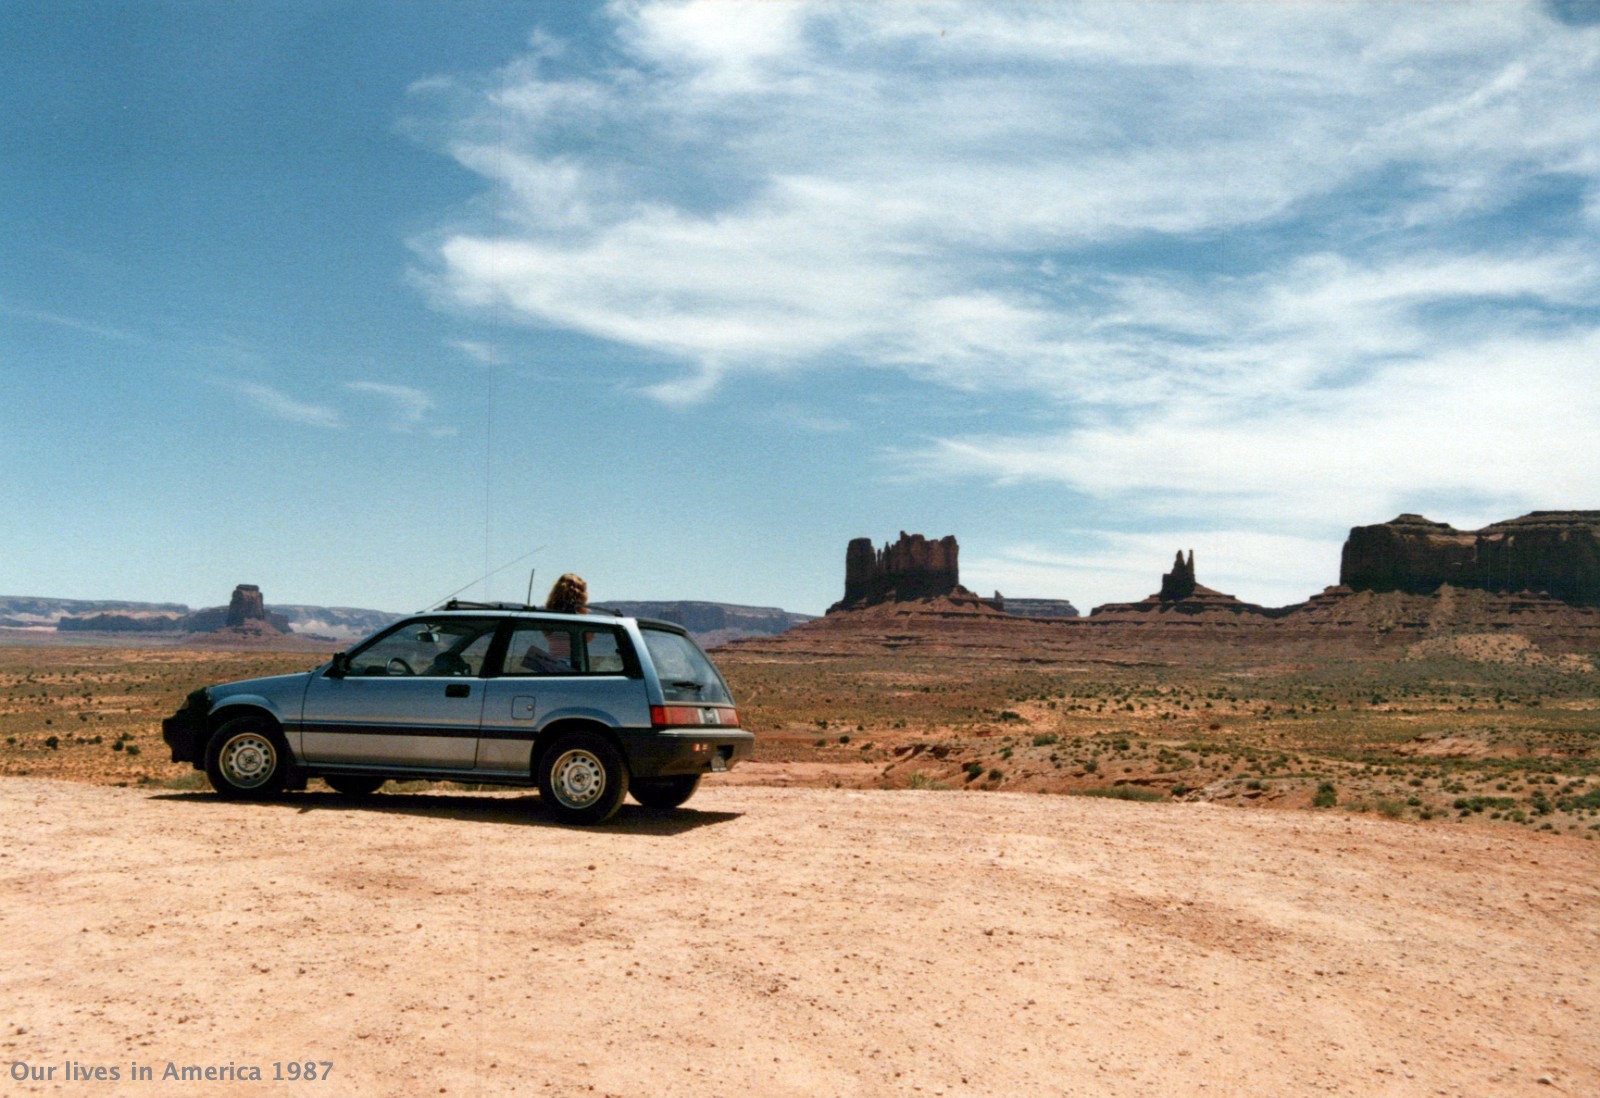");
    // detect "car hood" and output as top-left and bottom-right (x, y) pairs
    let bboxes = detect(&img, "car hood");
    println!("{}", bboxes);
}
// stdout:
(208, 670), (317, 703)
